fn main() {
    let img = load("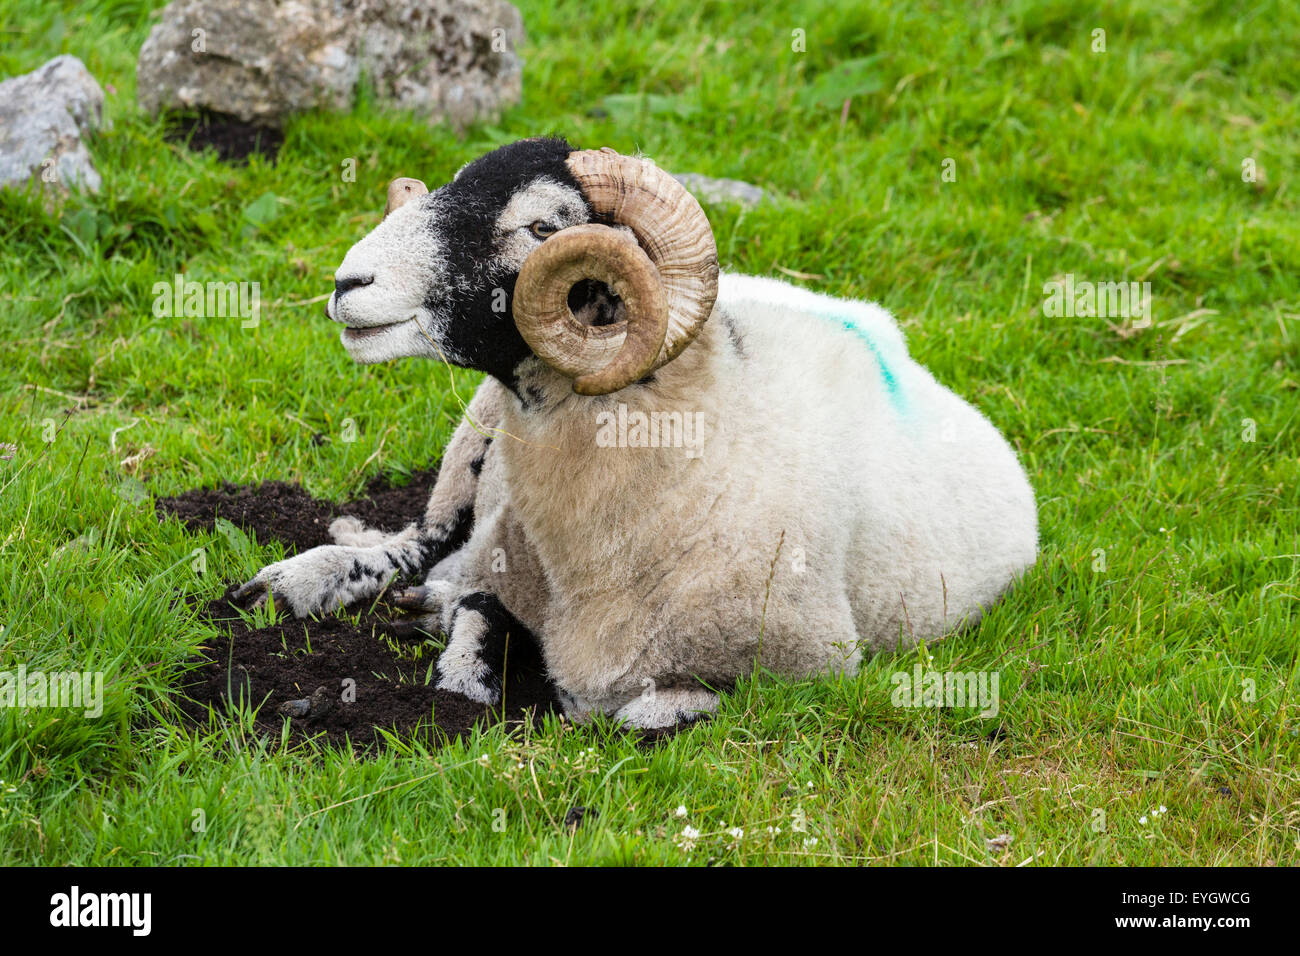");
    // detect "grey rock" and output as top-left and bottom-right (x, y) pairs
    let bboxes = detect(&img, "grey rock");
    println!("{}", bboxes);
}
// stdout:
(0, 55), (106, 195)
(278, 685), (334, 719)
(137, 0), (524, 128)
(672, 172), (771, 209)
(278, 698), (312, 718)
